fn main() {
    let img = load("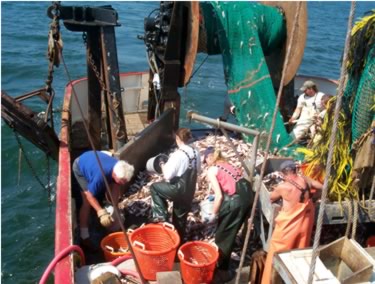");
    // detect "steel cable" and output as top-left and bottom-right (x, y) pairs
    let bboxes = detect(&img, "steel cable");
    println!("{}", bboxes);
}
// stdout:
(307, 2), (356, 283)
(235, 3), (303, 283)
